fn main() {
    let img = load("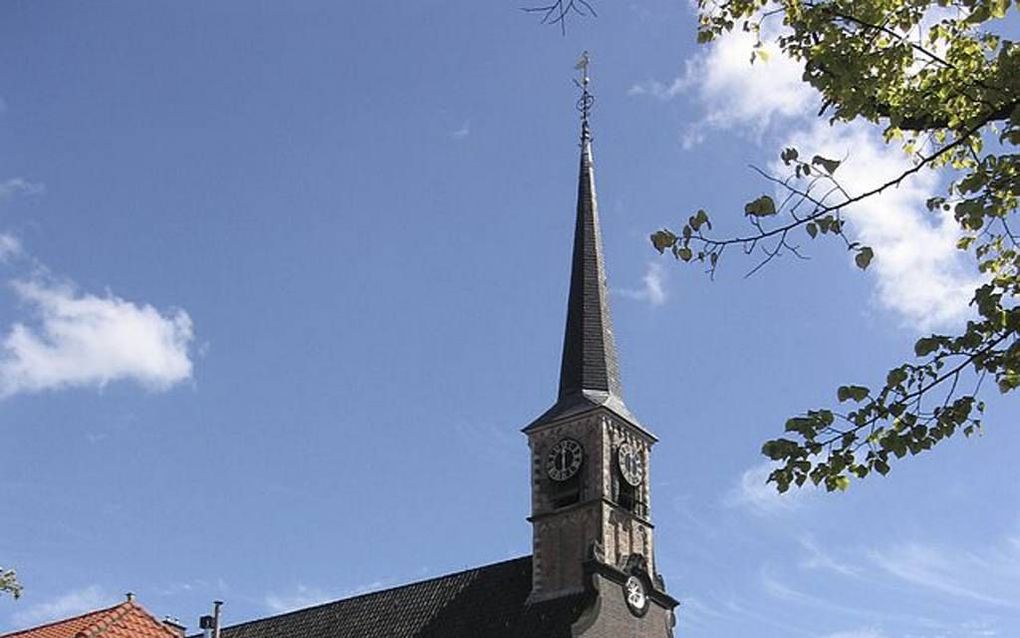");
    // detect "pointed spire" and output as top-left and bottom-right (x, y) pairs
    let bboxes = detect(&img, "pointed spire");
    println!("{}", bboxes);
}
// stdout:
(557, 57), (623, 403)
(524, 53), (652, 435)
